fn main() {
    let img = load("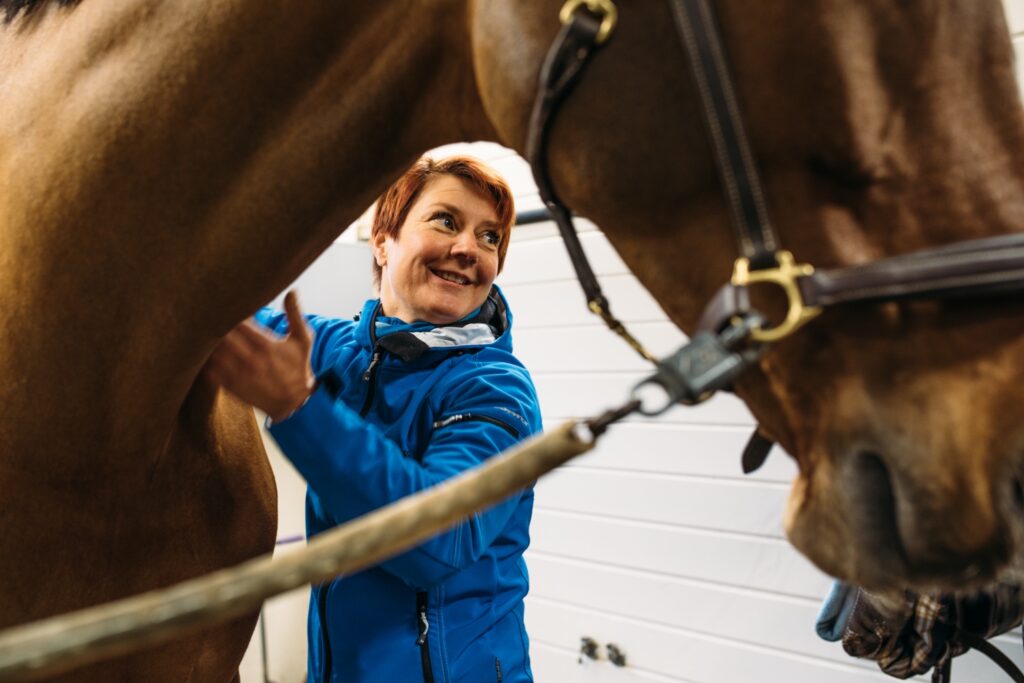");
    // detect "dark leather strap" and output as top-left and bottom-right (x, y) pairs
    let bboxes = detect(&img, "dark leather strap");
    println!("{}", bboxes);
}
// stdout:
(697, 282), (751, 332)
(526, 7), (657, 364)
(697, 232), (1024, 333)
(741, 428), (774, 474)
(668, 0), (778, 269)
(958, 631), (1024, 683)
(800, 233), (1024, 307)
(526, 9), (608, 311)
